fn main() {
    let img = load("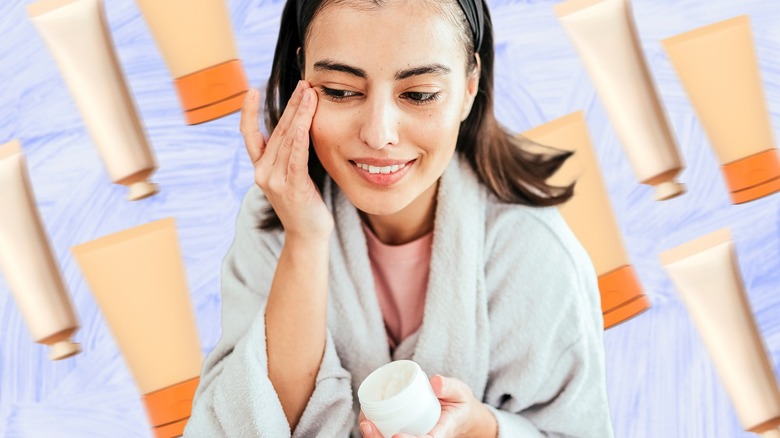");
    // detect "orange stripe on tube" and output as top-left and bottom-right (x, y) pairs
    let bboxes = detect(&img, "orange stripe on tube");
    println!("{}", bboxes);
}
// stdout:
(722, 149), (780, 204)
(143, 376), (200, 437)
(599, 265), (651, 329)
(175, 59), (248, 125)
